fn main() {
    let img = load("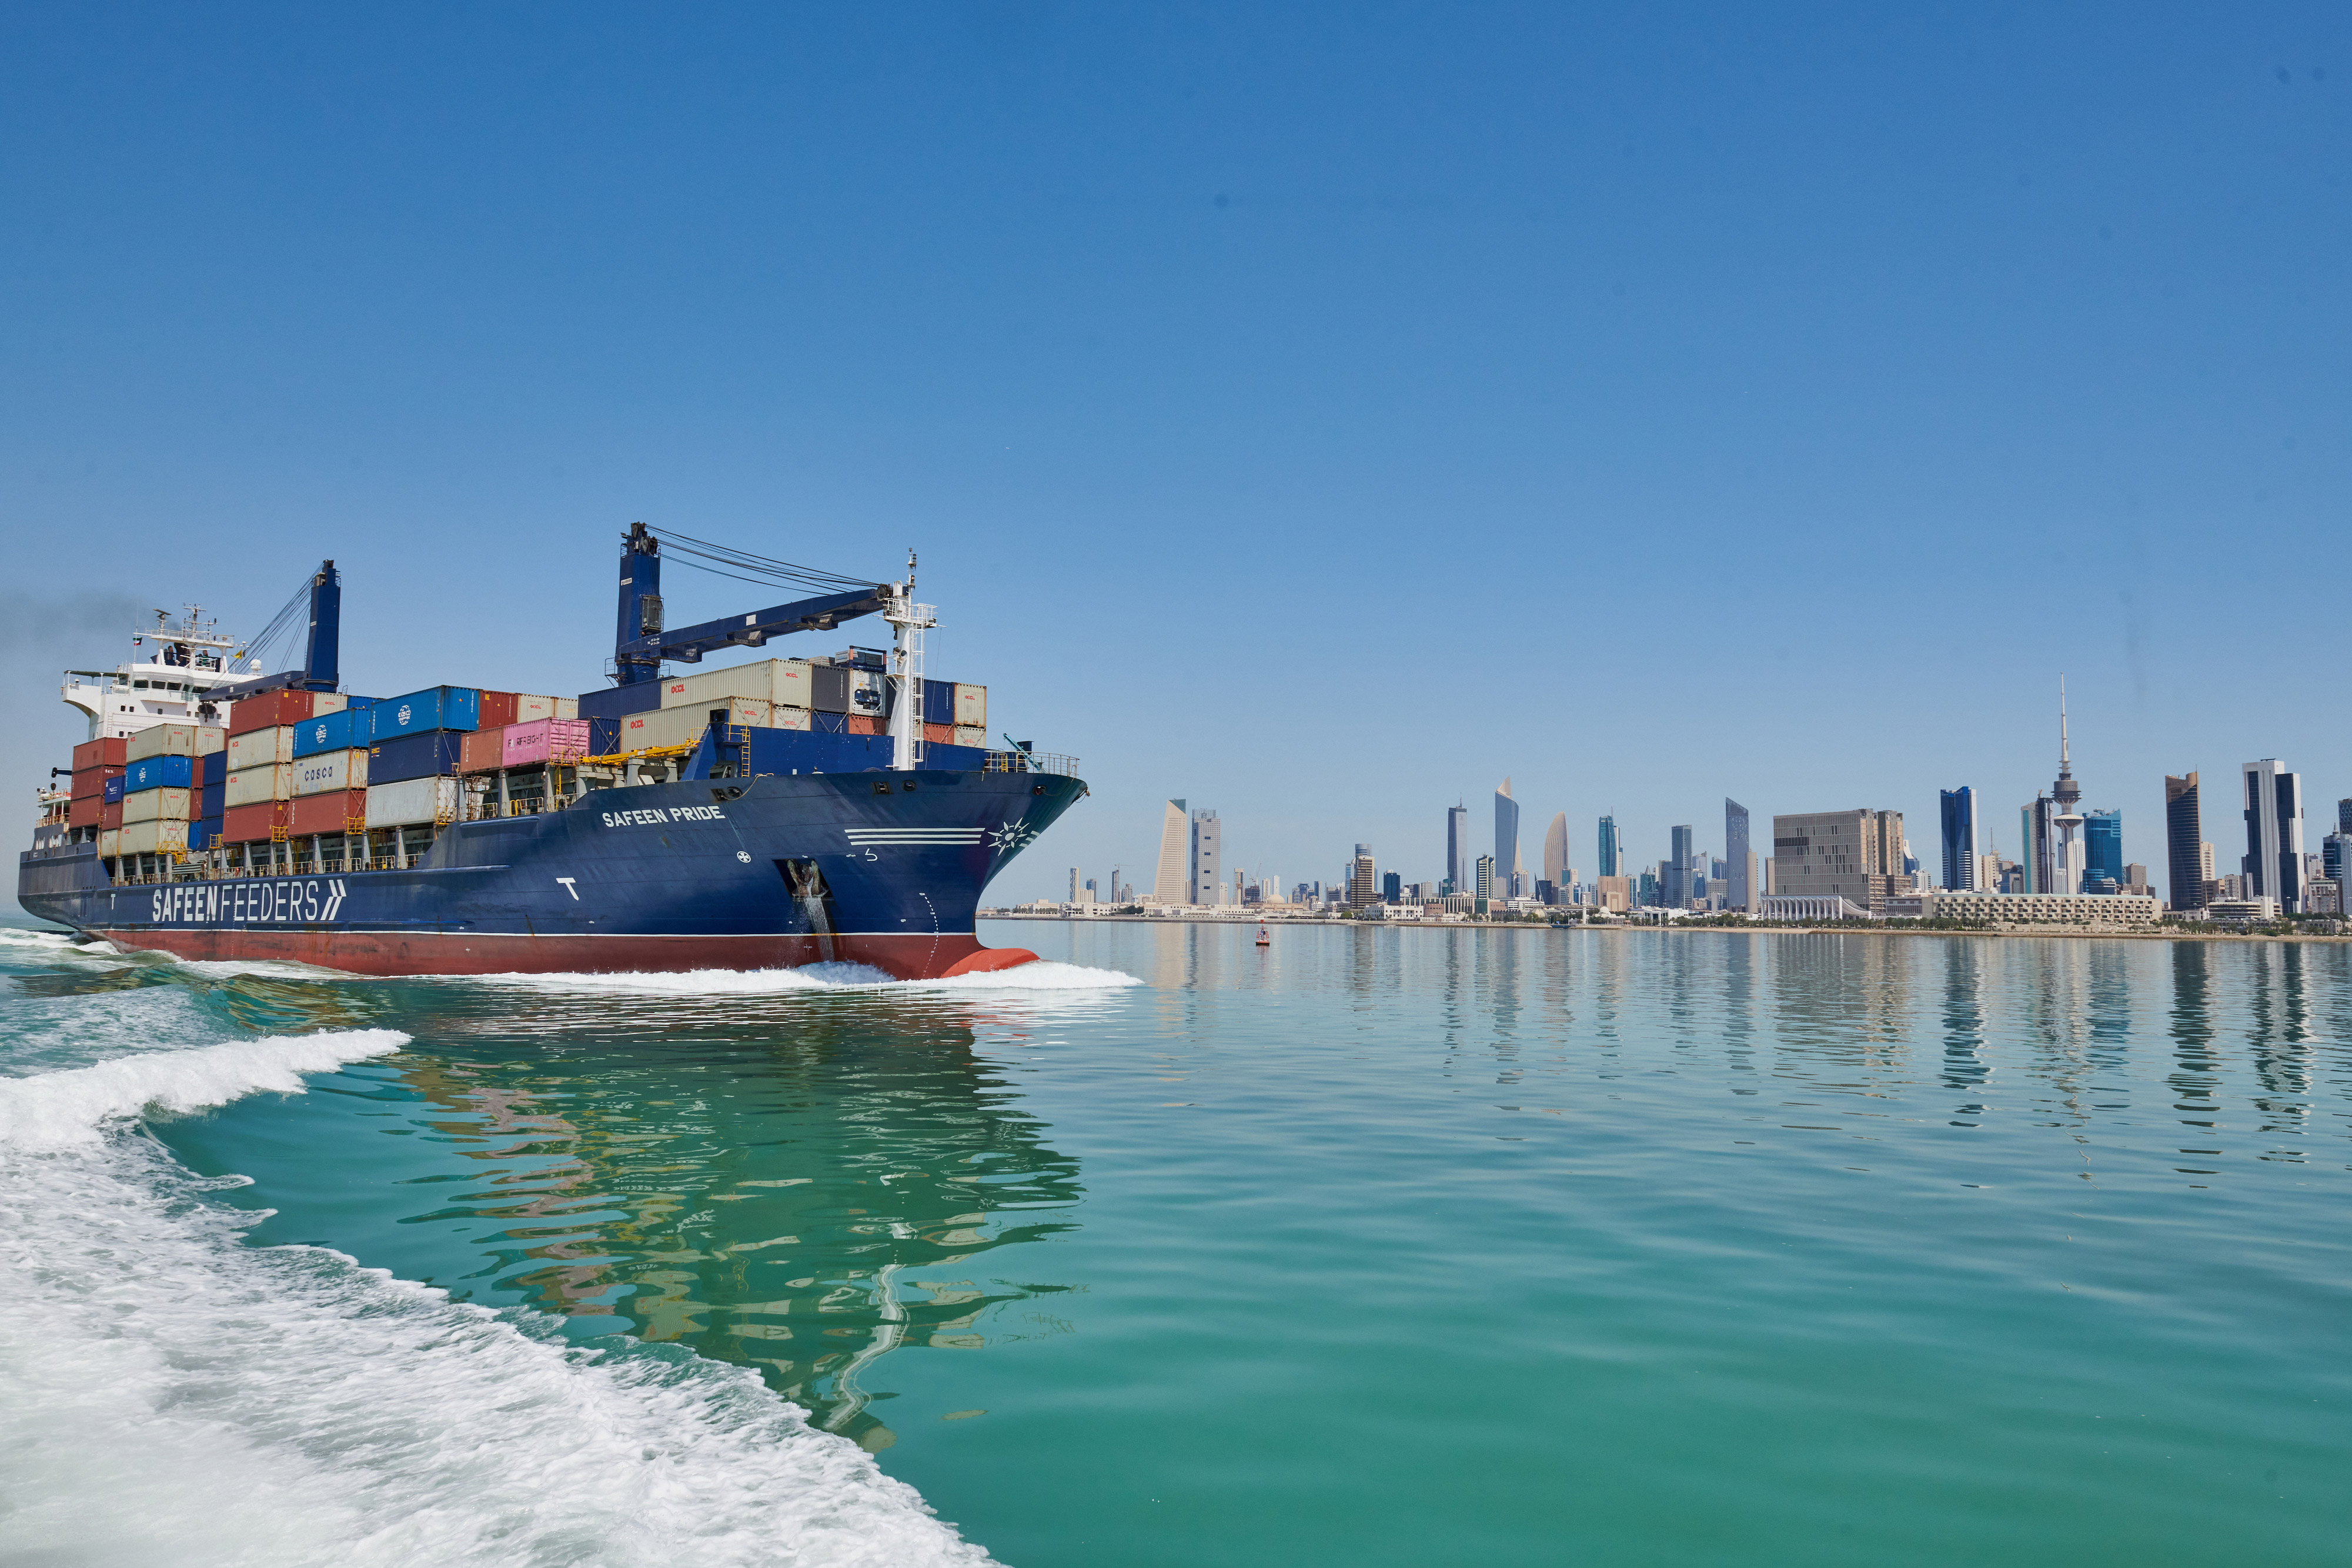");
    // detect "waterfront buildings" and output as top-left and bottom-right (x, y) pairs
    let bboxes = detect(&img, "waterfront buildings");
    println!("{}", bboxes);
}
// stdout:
(1191, 808), (1223, 905)
(1665, 824), (1696, 907)
(1597, 815), (1623, 879)
(1939, 787), (1979, 891)
(1542, 813), (1569, 890)
(2240, 760), (2307, 913)
(2165, 774), (2204, 911)
(1770, 808), (1906, 911)
(1495, 781), (1521, 898)
(1151, 801), (1189, 902)
(1446, 804), (1470, 897)
(1475, 855), (1496, 901)
(1348, 844), (1377, 908)
(1725, 798), (1755, 913)
(1918, 890), (2162, 927)
(2084, 810), (2123, 892)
